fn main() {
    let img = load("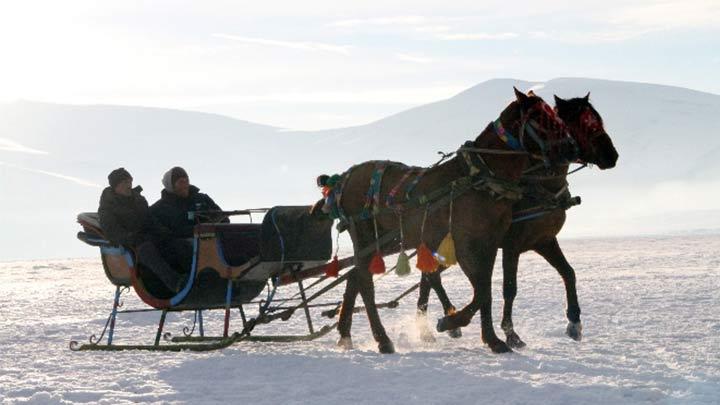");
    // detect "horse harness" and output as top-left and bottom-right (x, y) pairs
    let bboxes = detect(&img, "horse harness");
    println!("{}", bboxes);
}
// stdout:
(510, 163), (586, 223)
(323, 106), (583, 255)
(328, 142), (525, 230)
